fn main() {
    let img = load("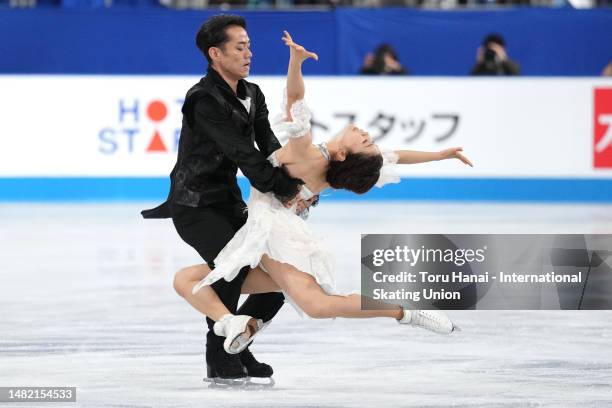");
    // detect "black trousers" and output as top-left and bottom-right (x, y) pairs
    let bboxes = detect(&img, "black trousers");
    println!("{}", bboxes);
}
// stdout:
(170, 201), (285, 351)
